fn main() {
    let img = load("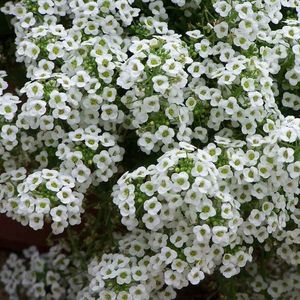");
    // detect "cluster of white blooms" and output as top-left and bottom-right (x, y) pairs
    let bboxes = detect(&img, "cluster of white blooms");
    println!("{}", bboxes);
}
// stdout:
(1, 0), (300, 299)
(79, 131), (299, 298)
(0, 245), (86, 300)
(4, 0), (299, 156)
(0, 71), (124, 233)
(235, 259), (300, 300)
(0, 167), (85, 234)
(0, 72), (20, 121)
